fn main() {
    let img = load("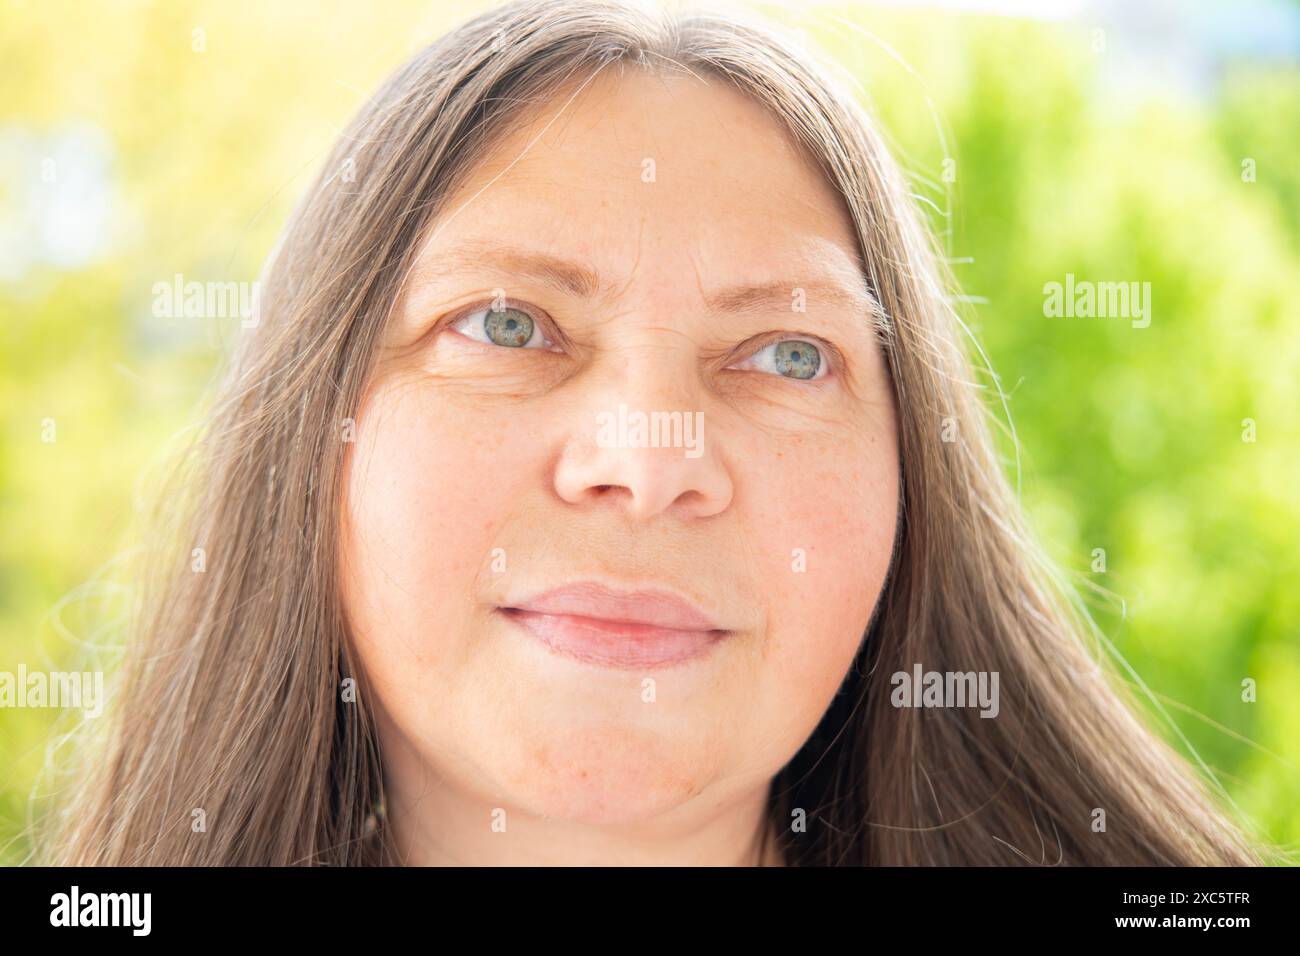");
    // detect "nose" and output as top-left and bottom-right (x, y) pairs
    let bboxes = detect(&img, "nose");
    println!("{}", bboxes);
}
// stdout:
(552, 351), (733, 523)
